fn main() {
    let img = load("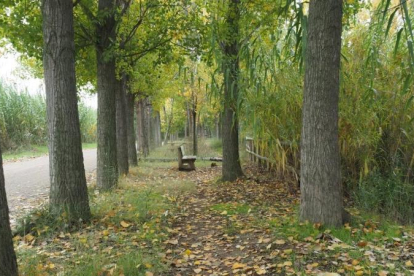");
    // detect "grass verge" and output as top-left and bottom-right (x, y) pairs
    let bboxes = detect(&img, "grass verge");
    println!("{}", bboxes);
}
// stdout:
(14, 165), (194, 276)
